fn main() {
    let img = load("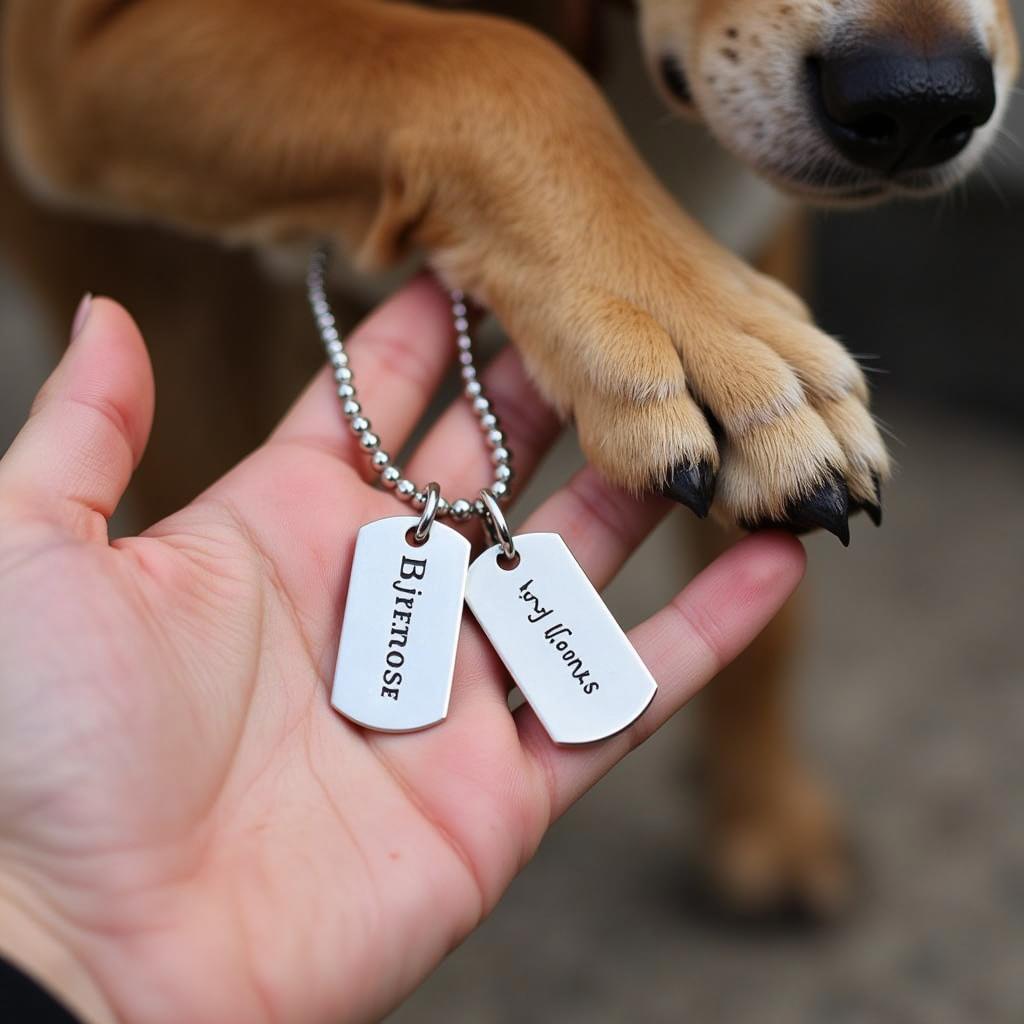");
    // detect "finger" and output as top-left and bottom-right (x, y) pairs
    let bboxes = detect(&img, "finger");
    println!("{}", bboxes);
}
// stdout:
(270, 275), (458, 474)
(403, 344), (560, 513)
(517, 532), (806, 817)
(0, 296), (154, 538)
(518, 467), (671, 590)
